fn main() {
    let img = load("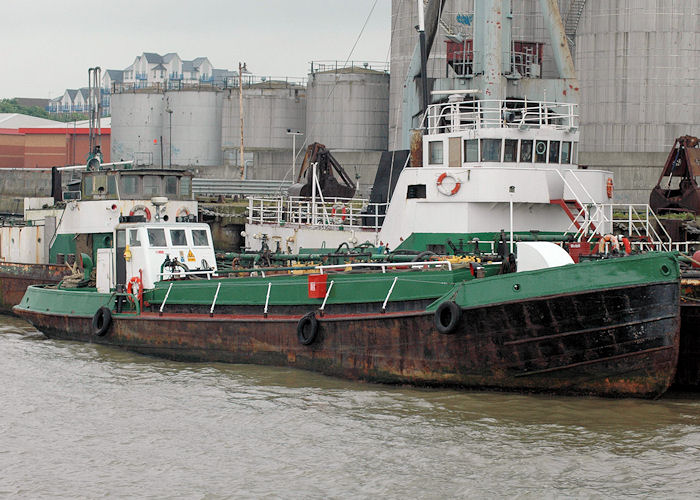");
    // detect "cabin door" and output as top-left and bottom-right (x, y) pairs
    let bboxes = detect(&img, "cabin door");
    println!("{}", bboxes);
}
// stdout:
(449, 137), (461, 167)
(116, 229), (127, 286)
